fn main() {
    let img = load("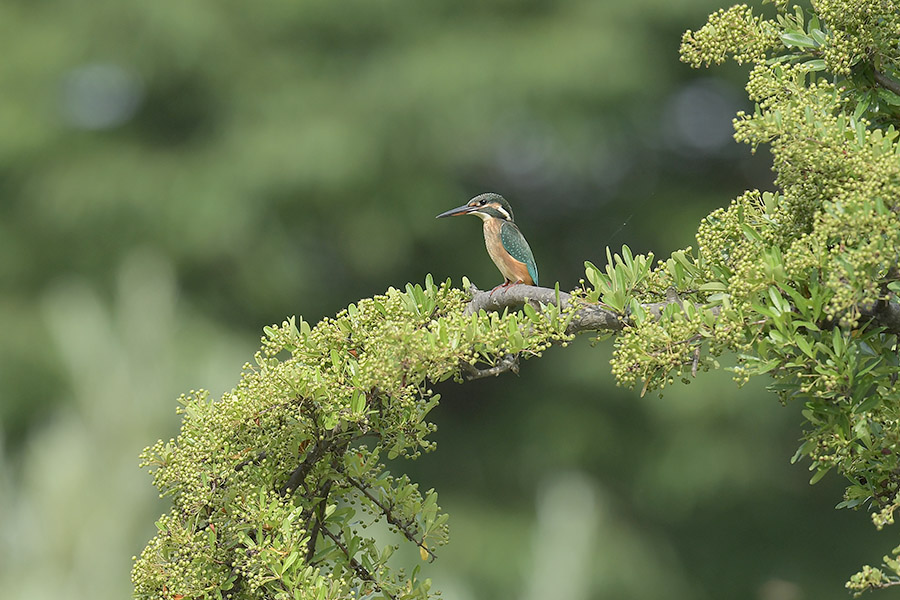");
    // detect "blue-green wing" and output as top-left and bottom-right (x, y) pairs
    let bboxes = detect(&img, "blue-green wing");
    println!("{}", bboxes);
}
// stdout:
(500, 221), (539, 285)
